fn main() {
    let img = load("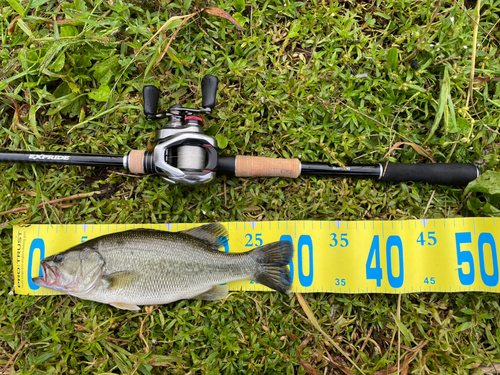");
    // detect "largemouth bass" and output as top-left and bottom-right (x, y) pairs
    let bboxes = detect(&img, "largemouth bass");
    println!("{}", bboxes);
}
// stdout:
(32, 224), (293, 311)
